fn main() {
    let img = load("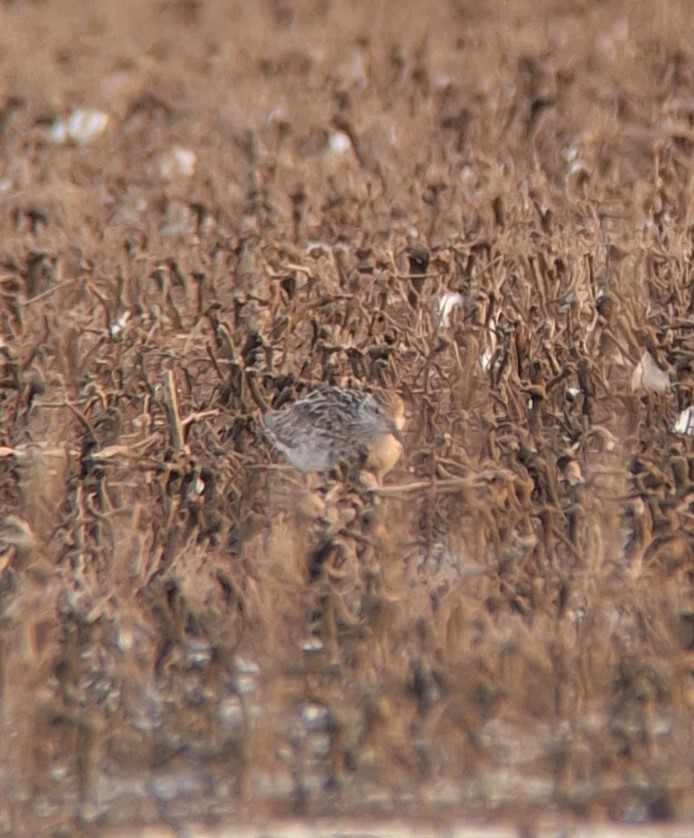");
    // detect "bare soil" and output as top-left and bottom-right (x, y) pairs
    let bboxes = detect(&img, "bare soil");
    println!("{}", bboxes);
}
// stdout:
(2, 0), (694, 834)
